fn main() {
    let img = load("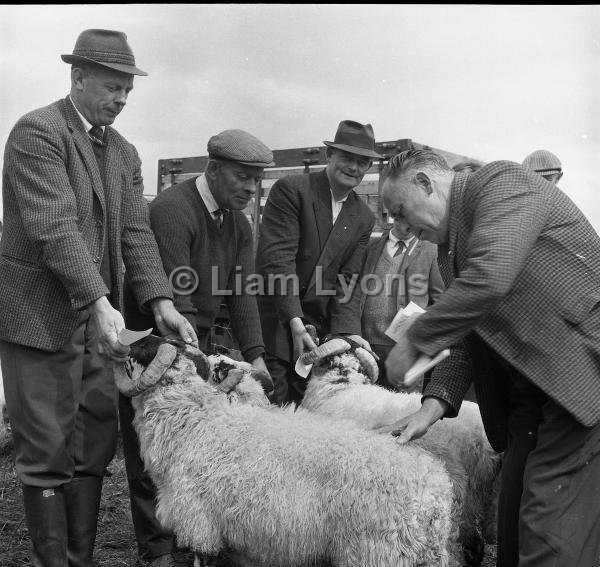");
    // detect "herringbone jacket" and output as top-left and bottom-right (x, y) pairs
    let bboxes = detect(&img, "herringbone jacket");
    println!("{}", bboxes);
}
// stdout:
(0, 96), (172, 351)
(415, 162), (600, 451)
